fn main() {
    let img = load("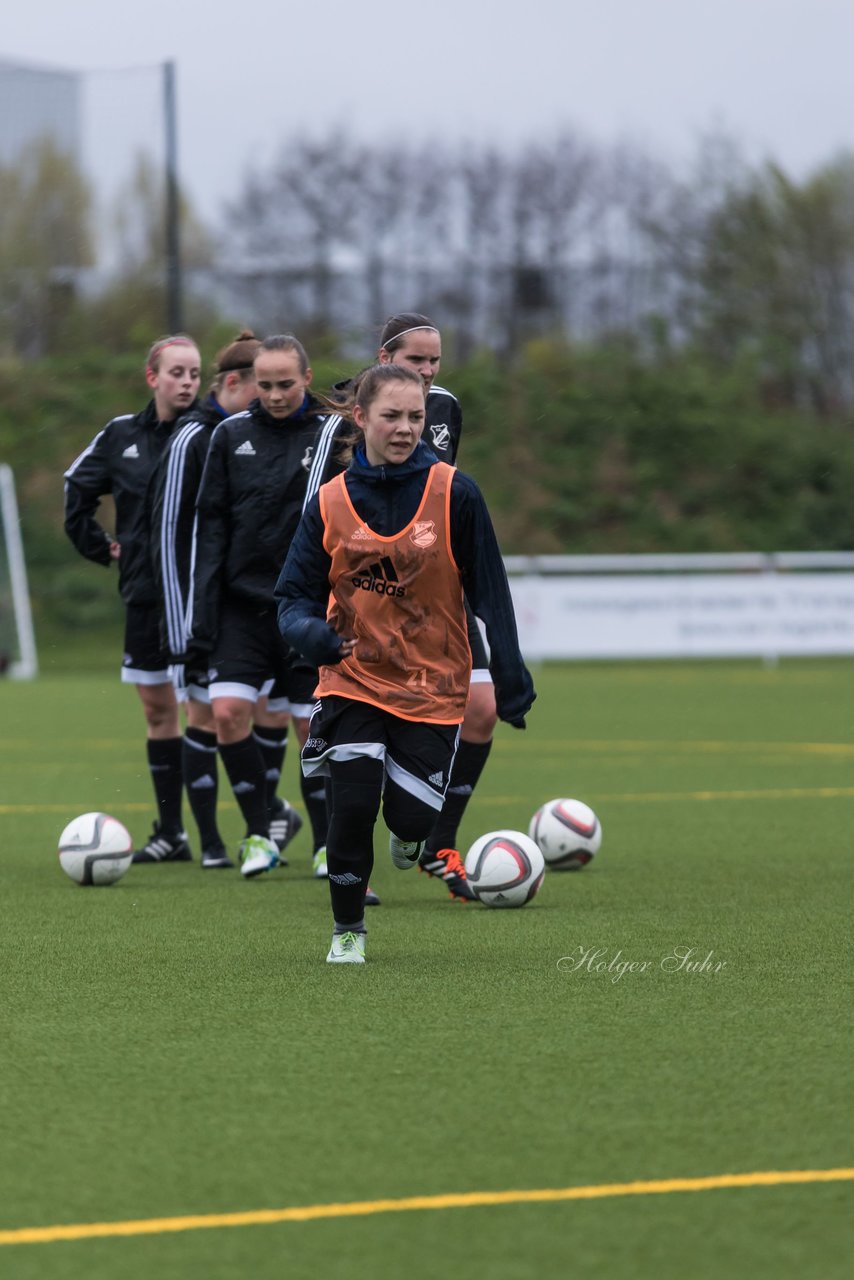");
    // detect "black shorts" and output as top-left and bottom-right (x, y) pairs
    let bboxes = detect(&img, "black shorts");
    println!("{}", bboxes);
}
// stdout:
(464, 600), (491, 679)
(121, 602), (171, 685)
(302, 695), (460, 812)
(208, 596), (318, 715)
